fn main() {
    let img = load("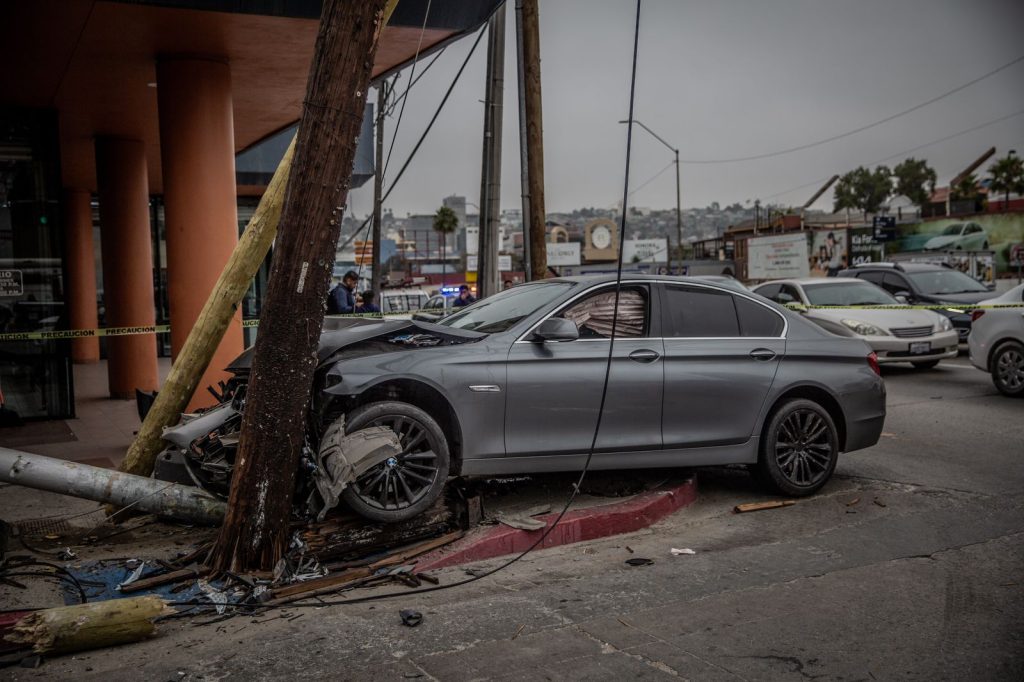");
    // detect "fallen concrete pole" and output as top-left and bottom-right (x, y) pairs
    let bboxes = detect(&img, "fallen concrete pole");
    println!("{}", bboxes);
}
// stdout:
(0, 448), (225, 526)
